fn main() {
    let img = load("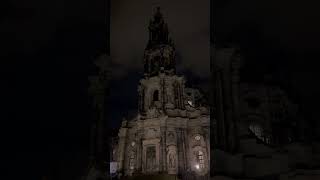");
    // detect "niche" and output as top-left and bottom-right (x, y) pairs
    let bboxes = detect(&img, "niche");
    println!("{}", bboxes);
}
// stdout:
(153, 90), (159, 102)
